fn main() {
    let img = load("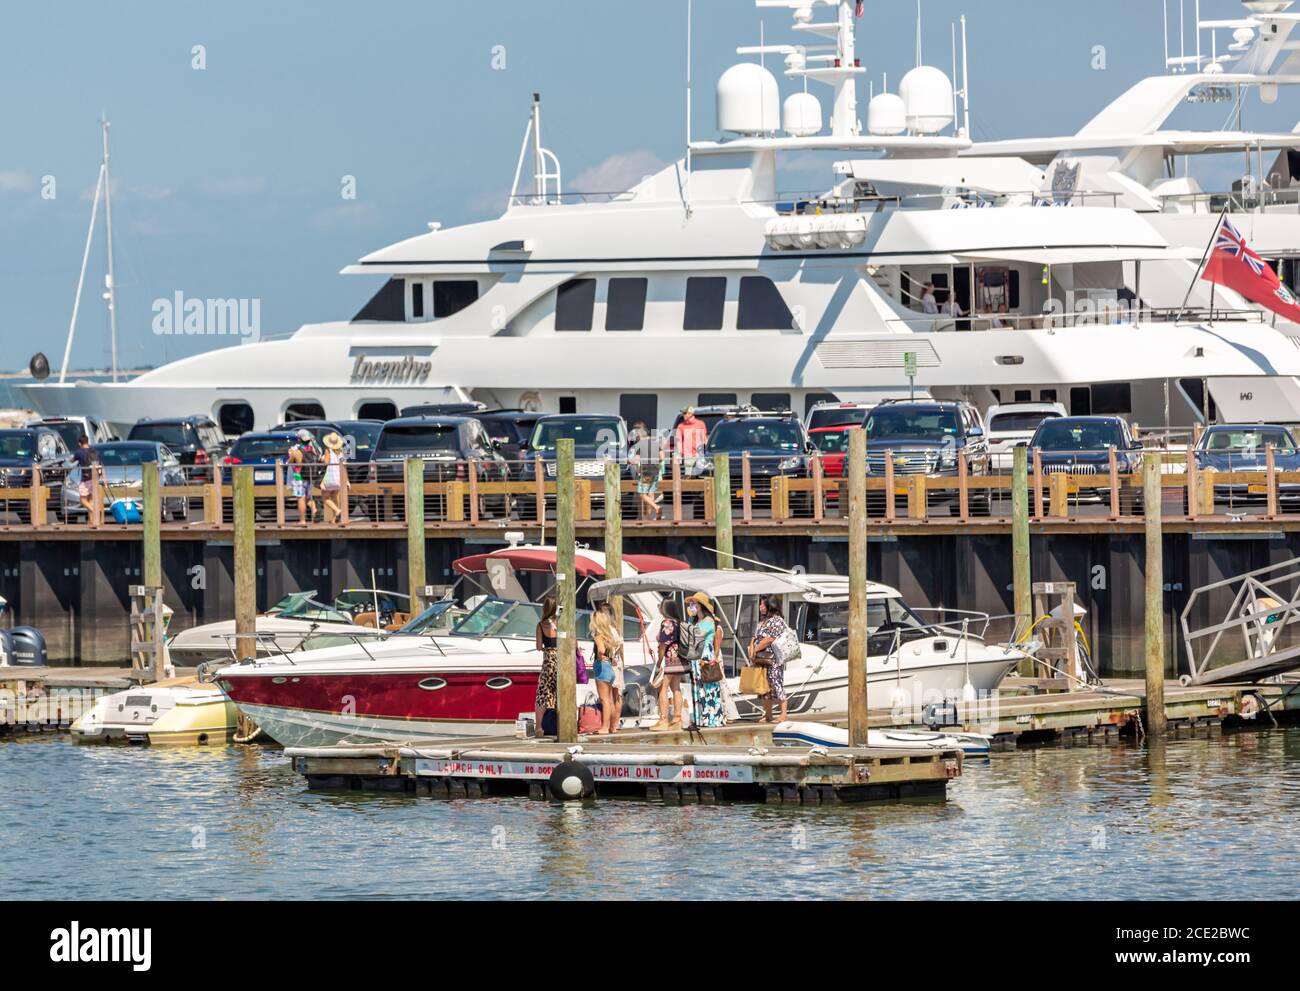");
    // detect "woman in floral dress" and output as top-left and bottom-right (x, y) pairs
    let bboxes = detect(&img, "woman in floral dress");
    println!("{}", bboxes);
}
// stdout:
(750, 594), (789, 724)
(686, 592), (726, 728)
